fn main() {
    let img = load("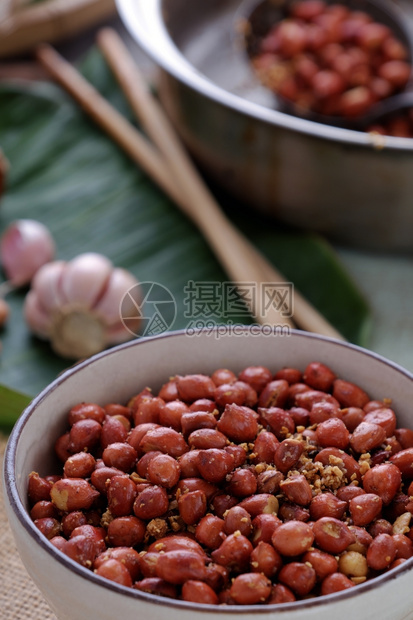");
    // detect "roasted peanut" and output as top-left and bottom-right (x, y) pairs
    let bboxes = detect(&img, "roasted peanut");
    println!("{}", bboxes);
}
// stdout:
(226, 468), (257, 498)
(303, 361), (336, 391)
(68, 419), (101, 453)
(102, 442), (137, 472)
(181, 412), (217, 437)
(51, 478), (99, 512)
(176, 374), (215, 402)
(94, 547), (141, 581)
(178, 490), (207, 526)
(302, 549), (338, 581)
(363, 463), (401, 504)
(139, 427), (188, 458)
(279, 562), (316, 597)
(313, 517), (355, 554)
(211, 533), (253, 572)
(230, 572), (271, 604)
(159, 399), (189, 431)
(134, 577), (177, 598)
(280, 474), (313, 506)
(156, 550), (206, 584)
(250, 541), (282, 578)
(217, 403), (258, 443)
(196, 514), (226, 550)
(133, 485), (169, 520)
(309, 492), (347, 520)
(196, 448), (234, 483)
(69, 403), (106, 425)
(107, 475), (137, 517)
(95, 558), (133, 587)
(188, 428), (227, 450)
(321, 572), (355, 595)
(271, 520), (314, 556)
(224, 506), (252, 537)
(181, 580), (219, 605)
(366, 533), (396, 570)
(147, 453), (180, 488)
(349, 493), (382, 526)
(107, 516), (146, 547)
(239, 366), (272, 393)
(64, 452), (96, 478)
